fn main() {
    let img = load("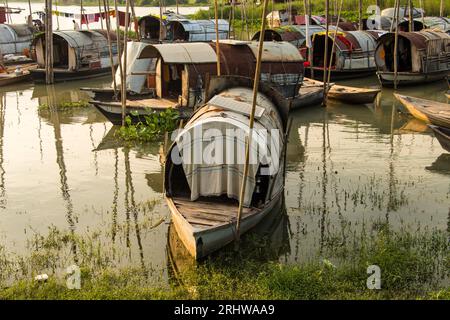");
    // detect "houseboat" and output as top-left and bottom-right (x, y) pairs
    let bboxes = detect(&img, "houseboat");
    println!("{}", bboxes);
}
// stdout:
(307, 30), (382, 80)
(165, 19), (229, 42)
(397, 17), (450, 33)
(0, 24), (34, 64)
(164, 76), (289, 259)
(30, 30), (119, 83)
(138, 11), (186, 42)
(375, 30), (450, 86)
(89, 40), (304, 124)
